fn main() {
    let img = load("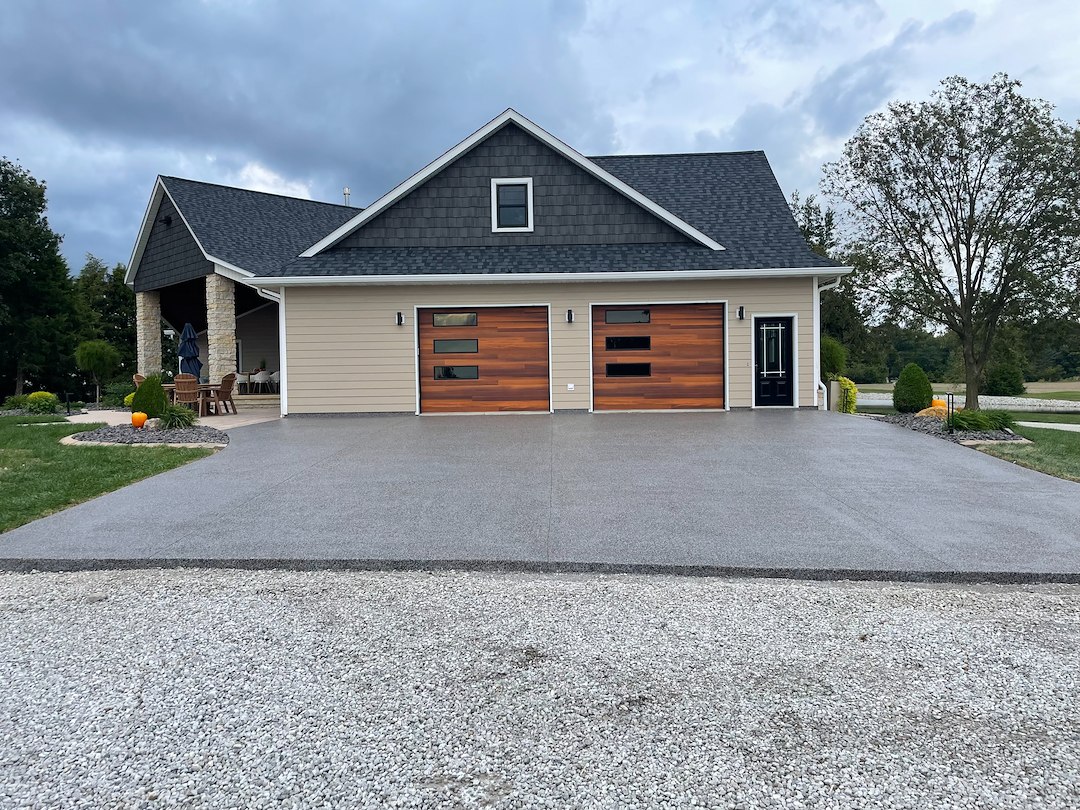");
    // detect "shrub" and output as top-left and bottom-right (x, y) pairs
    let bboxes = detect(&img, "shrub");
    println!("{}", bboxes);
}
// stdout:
(836, 376), (858, 414)
(26, 391), (60, 414)
(820, 336), (847, 381)
(984, 363), (1026, 397)
(950, 409), (1016, 432)
(2, 394), (28, 410)
(130, 374), (168, 418)
(893, 363), (933, 413)
(102, 381), (135, 408)
(158, 403), (198, 429)
(846, 363), (888, 384)
(123, 392), (136, 409)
